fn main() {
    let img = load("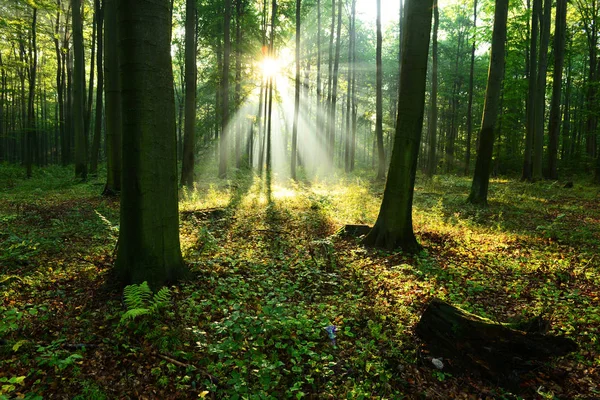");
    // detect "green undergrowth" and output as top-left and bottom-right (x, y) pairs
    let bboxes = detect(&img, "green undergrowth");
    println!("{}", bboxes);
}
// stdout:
(1, 164), (599, 399)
